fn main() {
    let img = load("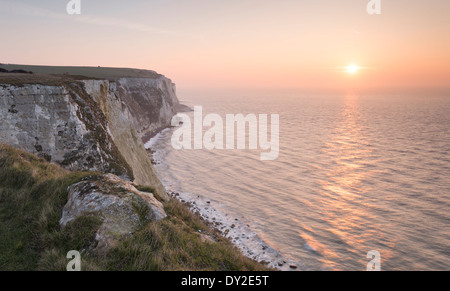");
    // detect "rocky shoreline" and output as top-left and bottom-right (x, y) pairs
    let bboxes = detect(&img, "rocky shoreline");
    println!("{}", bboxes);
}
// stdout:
(146, 132), (305, 271)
